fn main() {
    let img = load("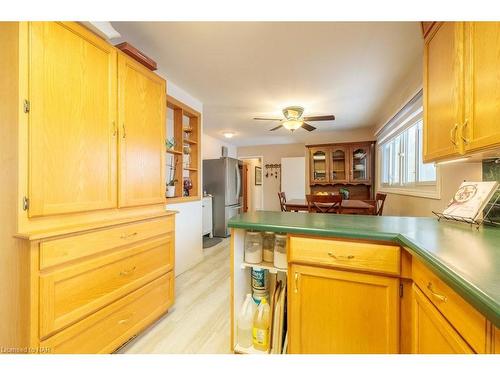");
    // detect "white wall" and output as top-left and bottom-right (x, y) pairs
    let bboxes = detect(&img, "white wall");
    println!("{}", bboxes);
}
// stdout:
(163, 79), (204, 276)
(203, 133), (237, 159)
